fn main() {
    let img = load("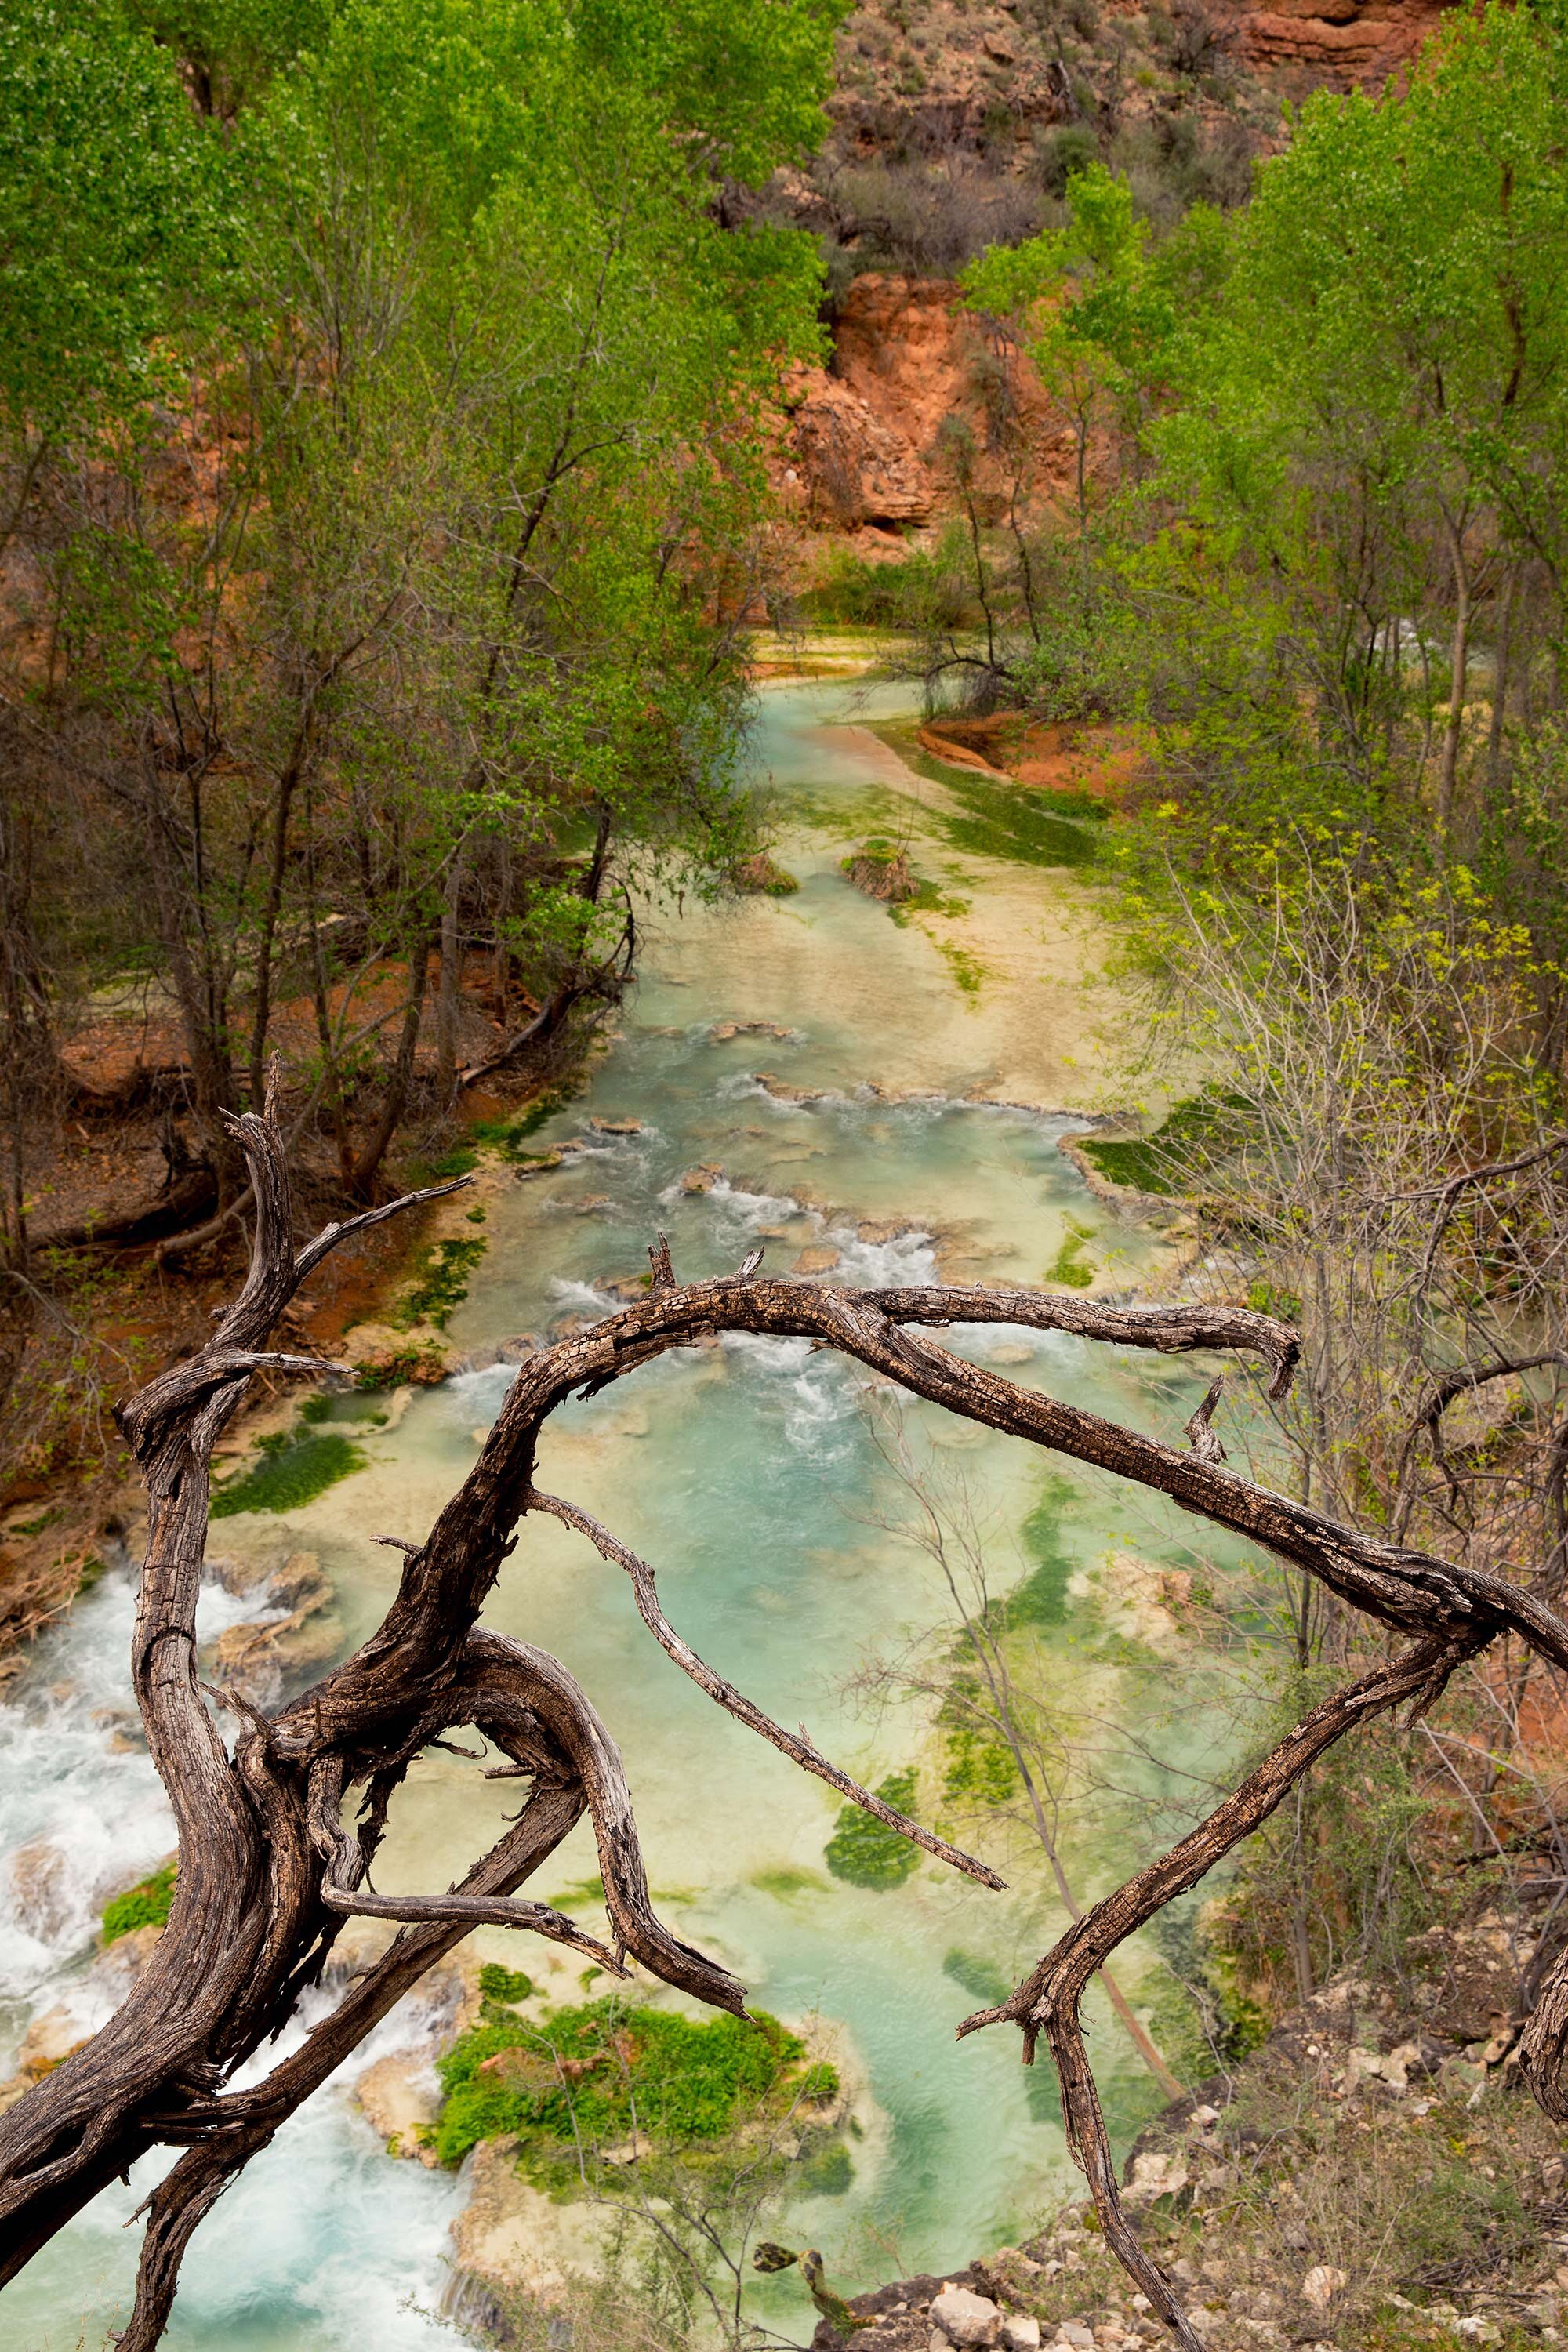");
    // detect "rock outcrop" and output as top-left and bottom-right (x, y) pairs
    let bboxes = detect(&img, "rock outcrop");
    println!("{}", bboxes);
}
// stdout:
(1234, 0), (1453, 85)
(777, 276), (1068, 532)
